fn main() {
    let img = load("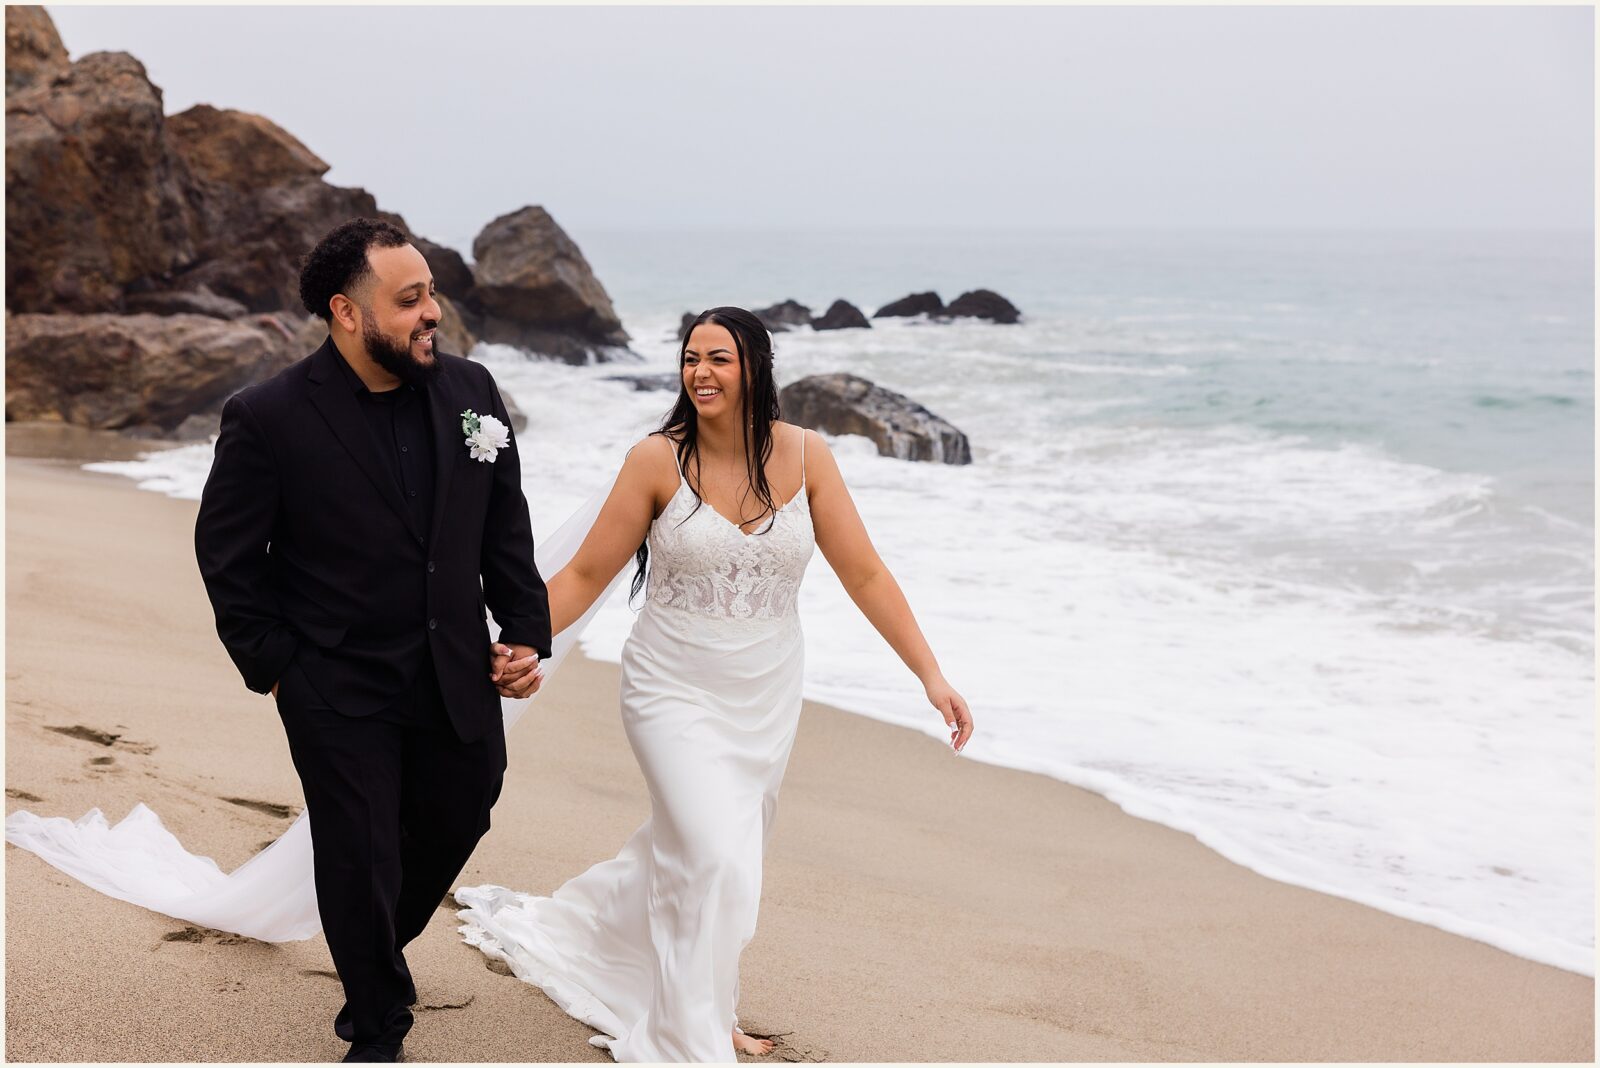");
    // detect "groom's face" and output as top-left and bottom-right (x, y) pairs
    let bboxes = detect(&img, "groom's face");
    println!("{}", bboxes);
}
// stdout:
(356, 244), (442, 385)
